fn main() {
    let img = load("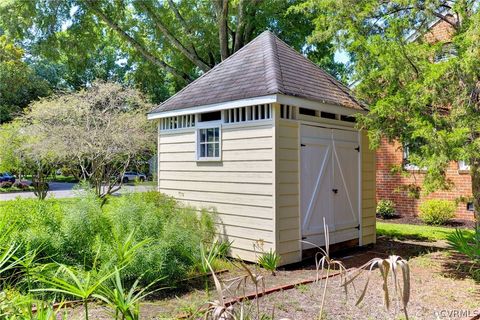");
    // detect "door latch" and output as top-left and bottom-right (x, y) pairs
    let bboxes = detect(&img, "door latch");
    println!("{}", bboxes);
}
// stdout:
(355, 224), (360, 230)
(355, 146), (360, 152)
(332, 189), (338, 194)
(301, 143), (306, 147)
